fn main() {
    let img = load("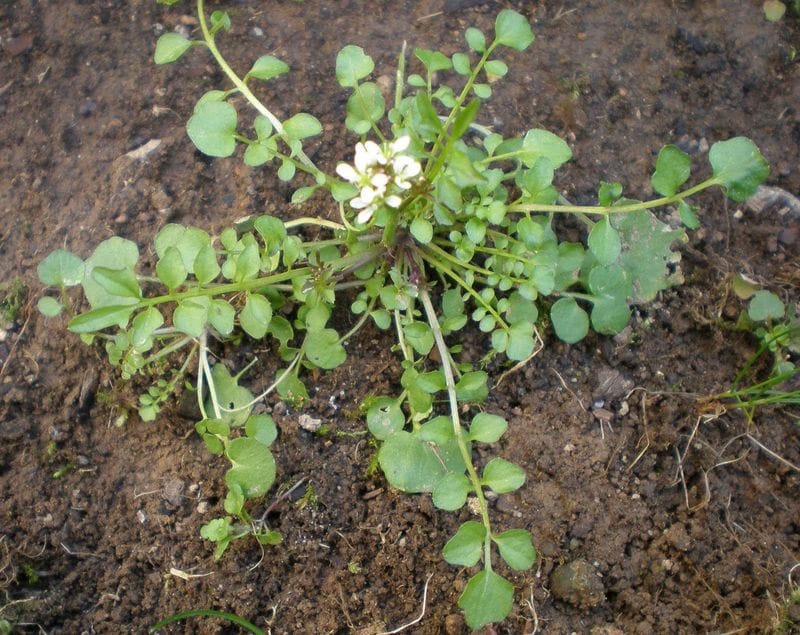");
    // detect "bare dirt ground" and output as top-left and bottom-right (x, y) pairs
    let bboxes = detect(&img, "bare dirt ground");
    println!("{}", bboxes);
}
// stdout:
(1, 1), (798, 633)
